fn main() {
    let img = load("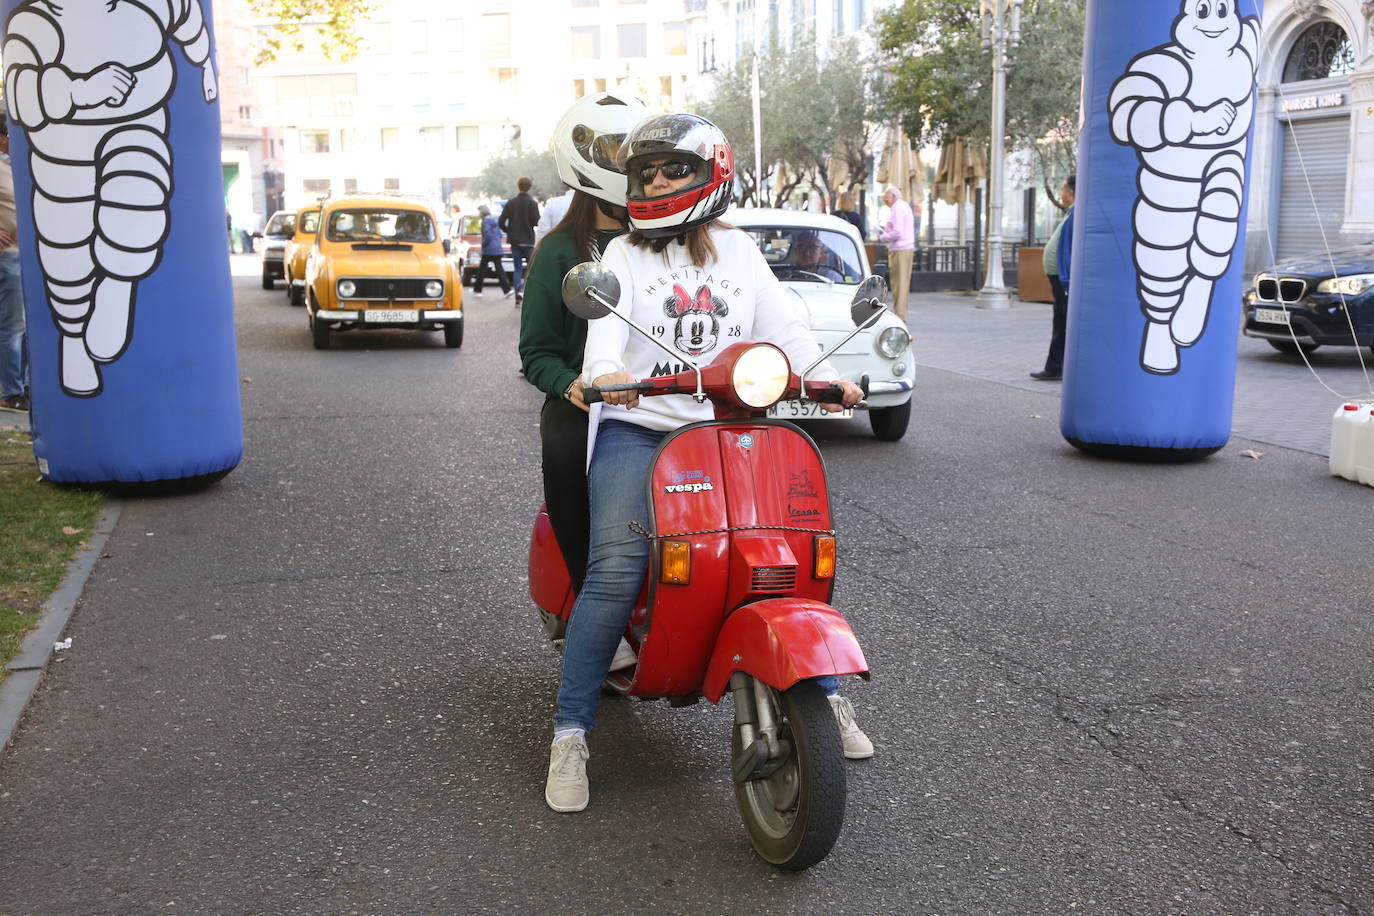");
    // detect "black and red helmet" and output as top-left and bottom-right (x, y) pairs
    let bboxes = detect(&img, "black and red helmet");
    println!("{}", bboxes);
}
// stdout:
(618, 113), (736, 238)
